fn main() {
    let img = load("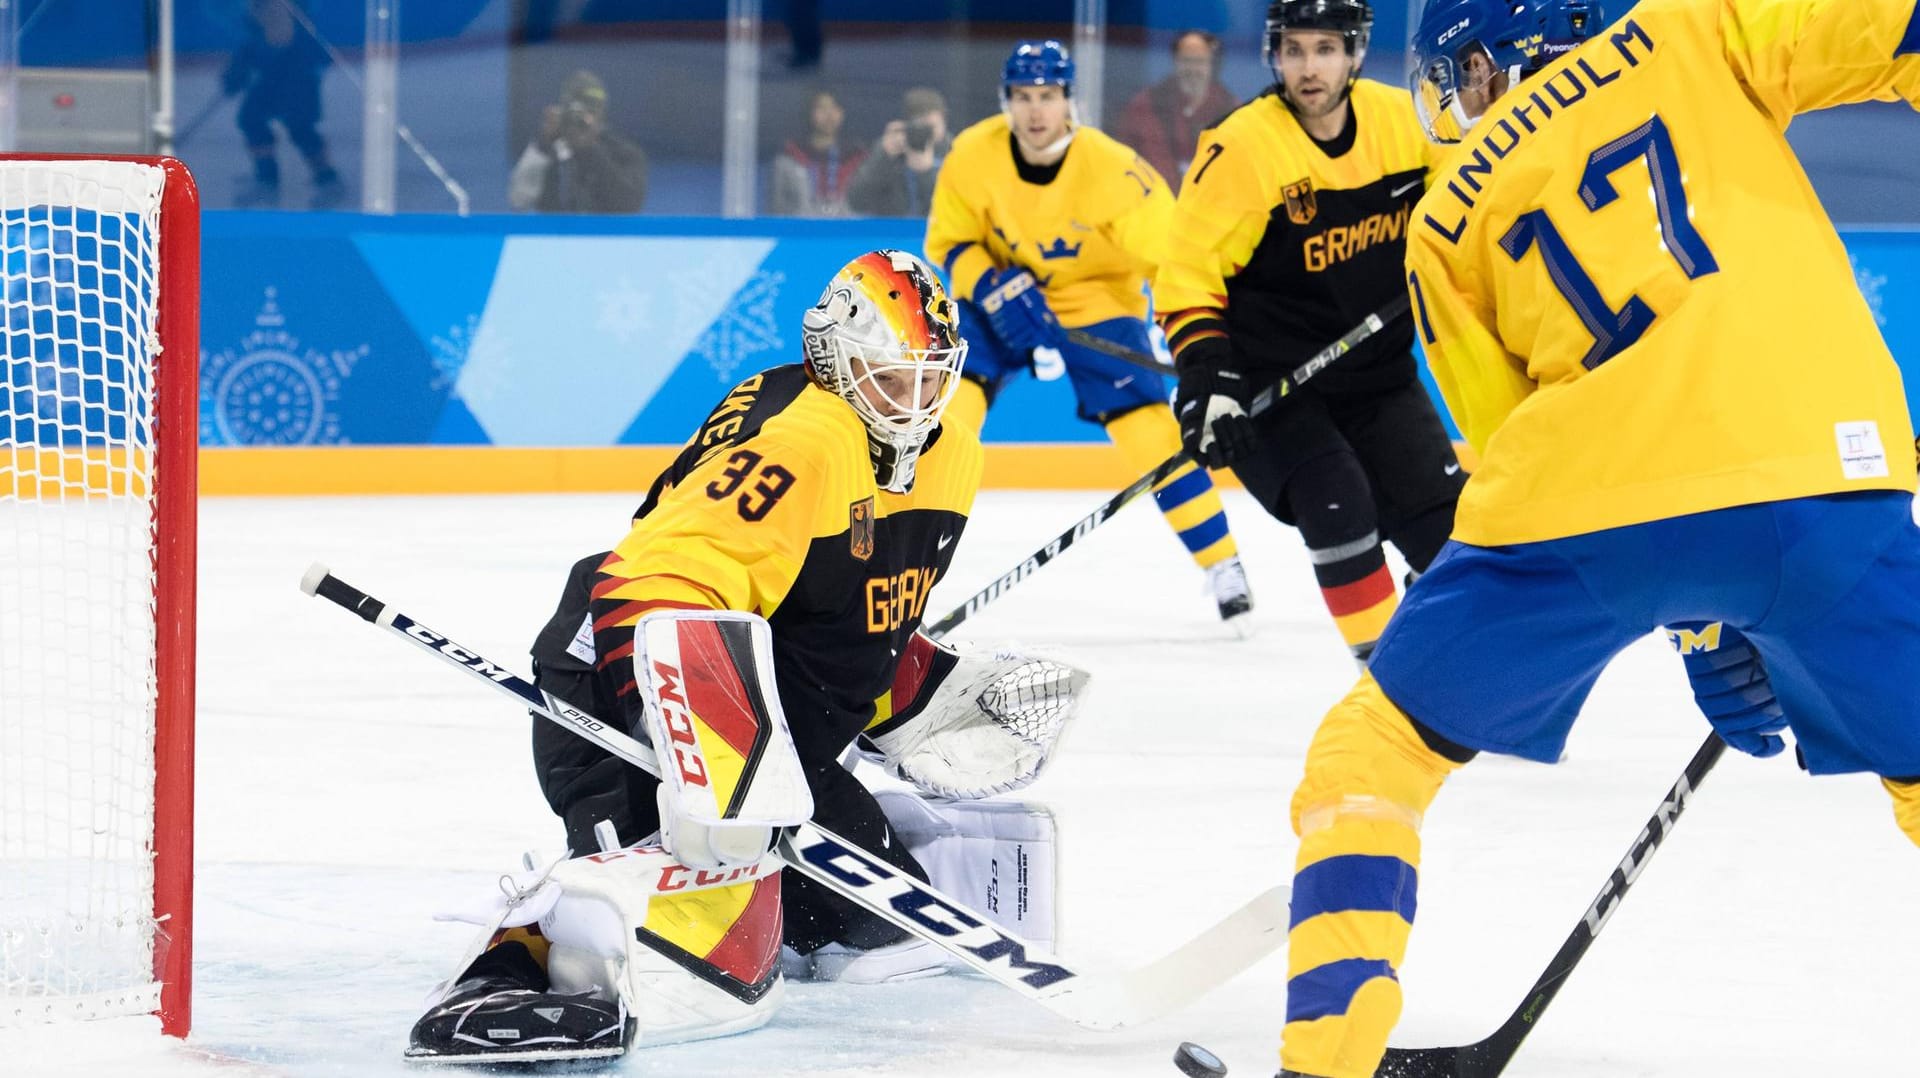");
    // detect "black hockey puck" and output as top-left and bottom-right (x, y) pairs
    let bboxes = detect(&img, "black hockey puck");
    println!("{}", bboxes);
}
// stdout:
(1173, 1041), (1228, 1077)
